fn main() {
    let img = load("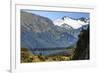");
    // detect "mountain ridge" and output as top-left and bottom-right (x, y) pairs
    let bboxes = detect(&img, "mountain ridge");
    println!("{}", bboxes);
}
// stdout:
(21, 11), (88, 55)
(53, 16), (89, 29)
